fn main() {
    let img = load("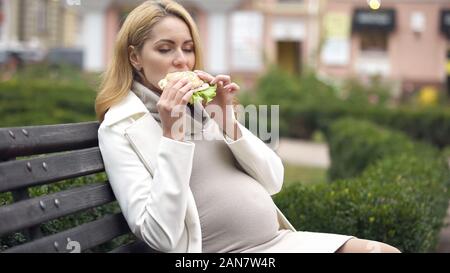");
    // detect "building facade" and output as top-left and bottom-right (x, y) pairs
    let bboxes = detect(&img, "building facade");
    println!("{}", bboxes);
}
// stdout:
(75, 0), (322, 89)
(81, 0), (450, 93)
(319, 0), (450, 95)
(3, 0), (448, 94)
(1, 0), (321, 88)
(0, 0), (81, 50)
